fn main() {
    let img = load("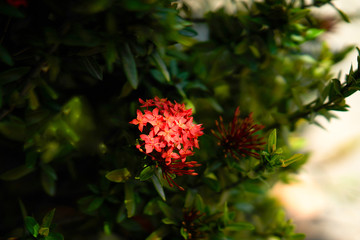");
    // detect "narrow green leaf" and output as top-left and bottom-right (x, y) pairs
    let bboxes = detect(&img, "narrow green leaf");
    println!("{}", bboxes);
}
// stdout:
(24, 216), (40, 237)
(289, 233), (306, 240)
(0, 121), (26, 141)
(41, 171), (56, 196)
(145, 226), (169, 240)
(0, 67), (31, 85)
(331, 3), (350, 23)
(41, 164), (57, 180)
(19, 199), (28, 219)
(0, 165), (34, 181)
(151, 51), (170, 82)
(80, 57), (103, 80)
(162, 218), (177, 225)
(305, 28), (324, 40)
(151, 174), (166, 201)
(194, 194), (205, 212)
(225, 222), (255, 231)
(40, 209), (56, 231)
(44, 232), (64, 240)
(120, 43), (138, 89)
(281, 153), (304, 167)
(158, 201), (175, 220)
(223, 202), (229, 224)
(105, 168), (131, 183)
(178, 27), (198, 37)
(332, 79), (342, 95)
(87, 197), (104, 212)
(139, 166), (155, 181)
(124, 183), (136, 218)
(289, 9), (310, 22)
(267, 129), (277, 153)
(0, 45), (14, 66)
(105, 42), (117, 72)
(78, 196), (104, 212)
